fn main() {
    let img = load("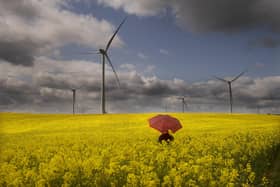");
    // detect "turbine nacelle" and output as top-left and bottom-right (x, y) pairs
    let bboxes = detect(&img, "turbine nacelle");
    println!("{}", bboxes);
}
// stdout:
(99, 49), (106, 54)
